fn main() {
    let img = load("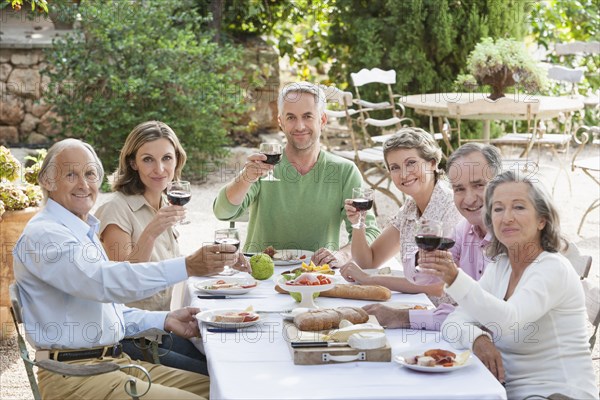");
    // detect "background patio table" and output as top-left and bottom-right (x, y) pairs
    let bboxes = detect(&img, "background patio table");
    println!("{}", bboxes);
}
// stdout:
(399, 93), (584, 142)
(184, 265), (507, 400)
